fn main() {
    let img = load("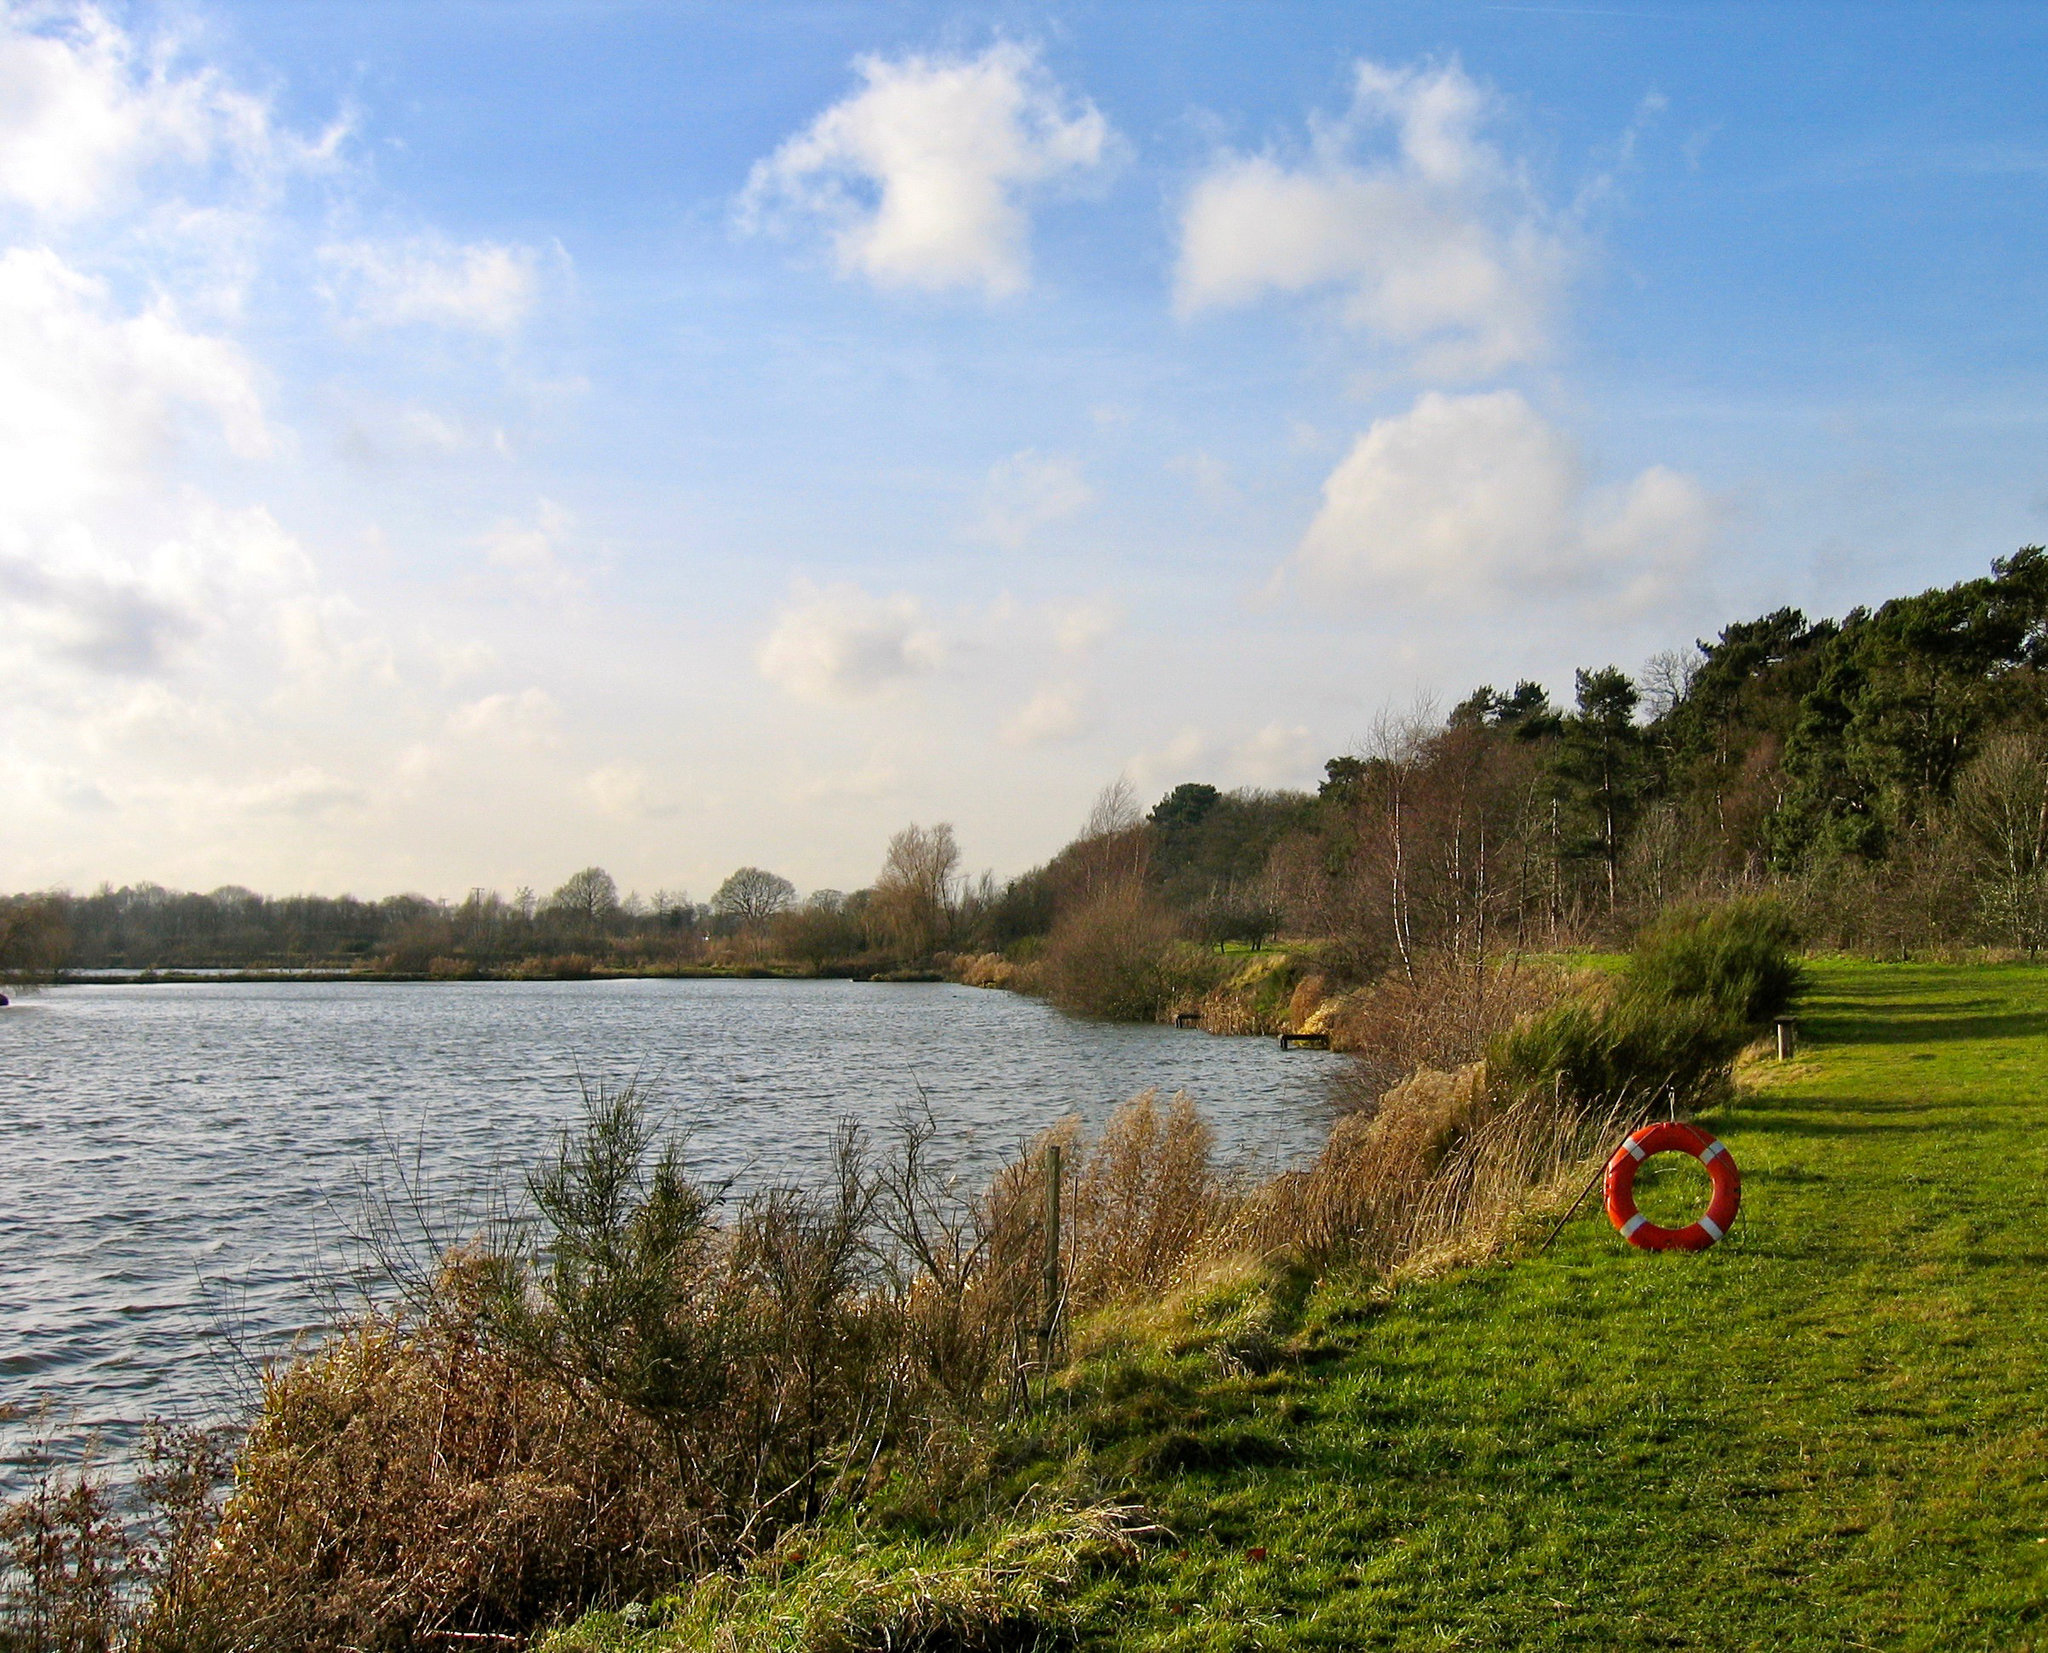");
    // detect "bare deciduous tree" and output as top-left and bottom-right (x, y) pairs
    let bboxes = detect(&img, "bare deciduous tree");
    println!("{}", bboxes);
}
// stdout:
(712, 867), (796, 928)
(549, 867), (620, 937)
(1952, 731), (2048, 952)
(870, 823), (961, 960)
